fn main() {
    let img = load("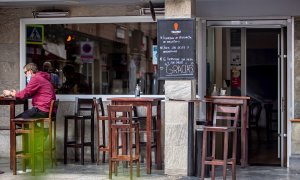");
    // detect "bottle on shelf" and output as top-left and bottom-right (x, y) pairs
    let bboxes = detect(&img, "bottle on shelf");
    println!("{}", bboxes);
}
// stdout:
(135, 84), (141, 97)
(211, 84), (218, 96)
